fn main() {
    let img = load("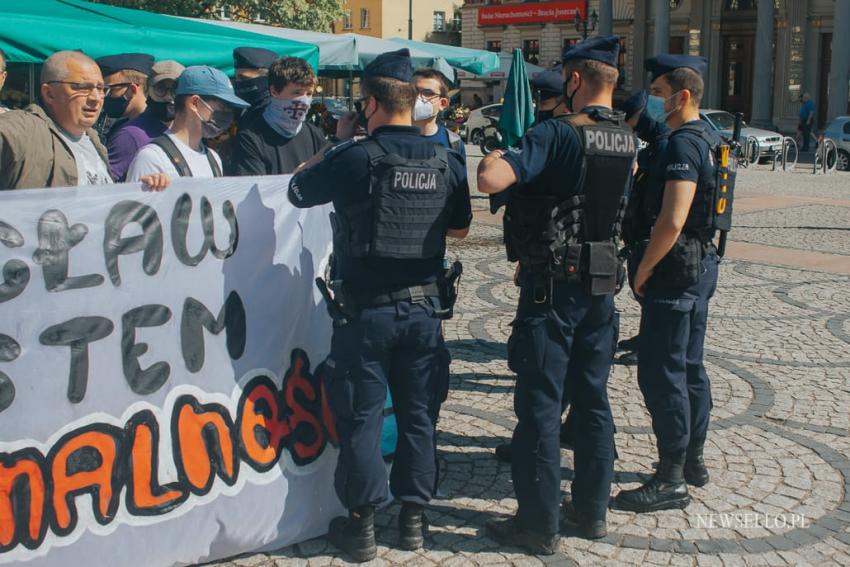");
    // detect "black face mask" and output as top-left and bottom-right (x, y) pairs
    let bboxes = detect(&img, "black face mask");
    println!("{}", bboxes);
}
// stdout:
(537, 109), (555, 123)
(103, 94), (131, 119)
(234, 76), (269, 107)
(147, 99), (176, 123)
(355, 98), (375, 130)
(563, 77), (581, 113)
